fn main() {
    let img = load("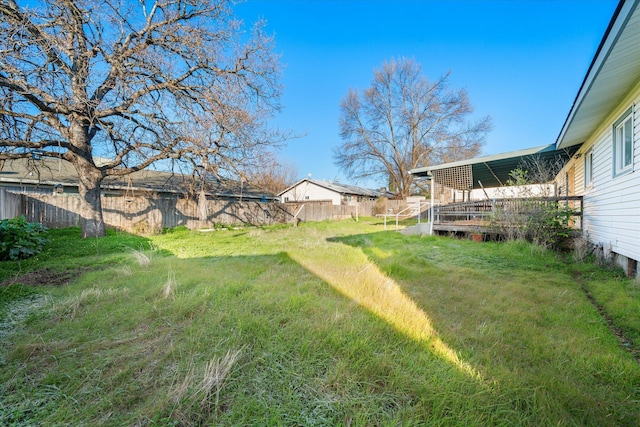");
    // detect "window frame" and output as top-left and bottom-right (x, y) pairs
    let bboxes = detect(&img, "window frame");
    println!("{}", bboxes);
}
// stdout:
(613, 107), (634, 178)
